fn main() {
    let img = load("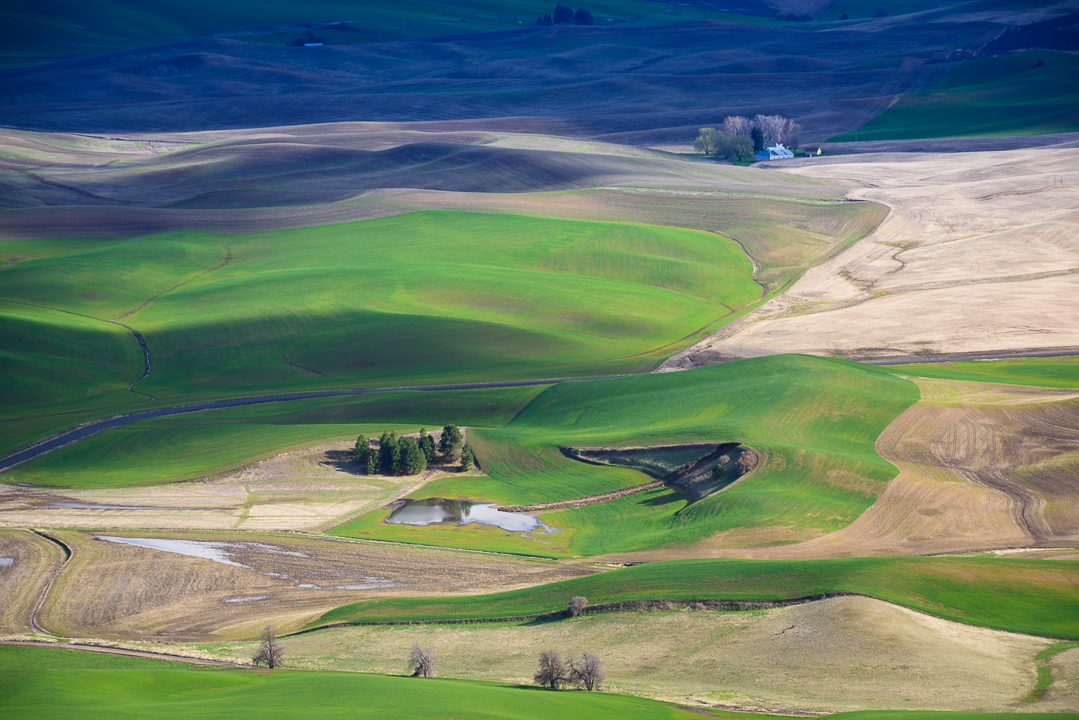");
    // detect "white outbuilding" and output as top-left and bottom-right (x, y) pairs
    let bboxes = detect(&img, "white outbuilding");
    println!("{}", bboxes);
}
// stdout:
(755, 142), (795, 161)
